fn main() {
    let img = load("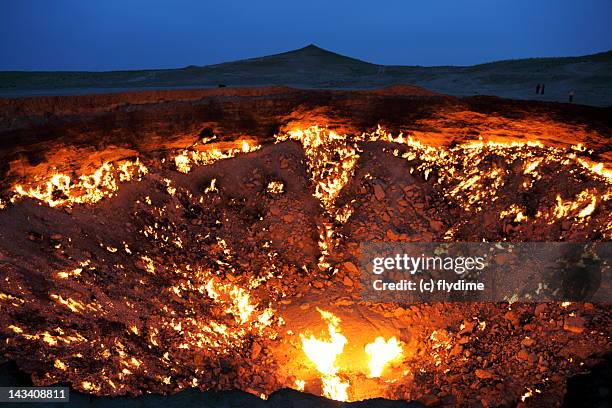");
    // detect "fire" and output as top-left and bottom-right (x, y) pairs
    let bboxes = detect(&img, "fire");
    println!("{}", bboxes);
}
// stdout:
(294, 379), (306, 391)
(174, 139), (261, 174)
(297, 309), (407, 401)
(576, 157), (612, 180)
(364, 336), (403, 378)
(578, 196), (597, 218)
(300, 308), (349, 401)
(278, 126), (360, 216)
(10, 159), (148, 207)
(228, 286), (257, 324)
(266, 181), (285, 194)
(499, 204), (528, 223)
(204, 277), (258, 324)
(5, 124), (609, 224)
(553, 190), (598, 219)
(2, 122), (610, 399)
